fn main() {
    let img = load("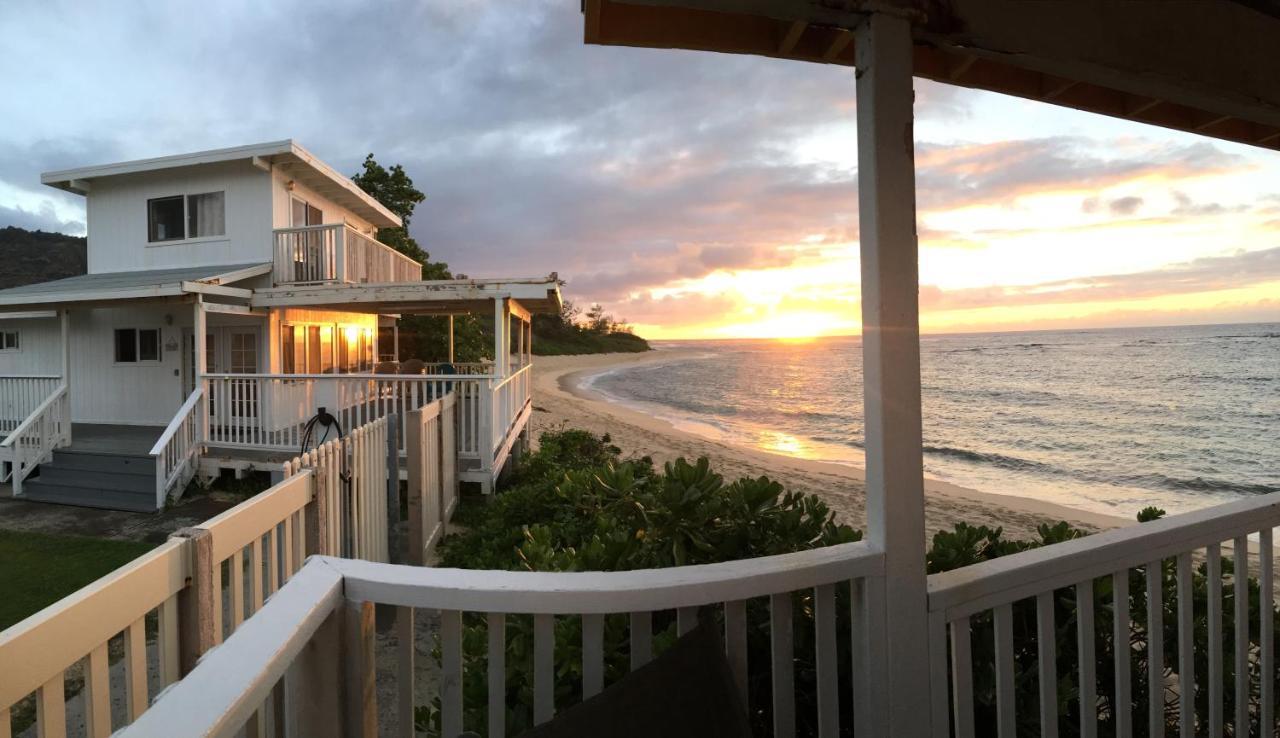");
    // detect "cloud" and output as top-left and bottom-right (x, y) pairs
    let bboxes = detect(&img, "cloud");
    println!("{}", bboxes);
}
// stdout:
(921, 247), (1280, 311)
(1170, 190), (1248, 217)
(0, 203), (85, 235)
